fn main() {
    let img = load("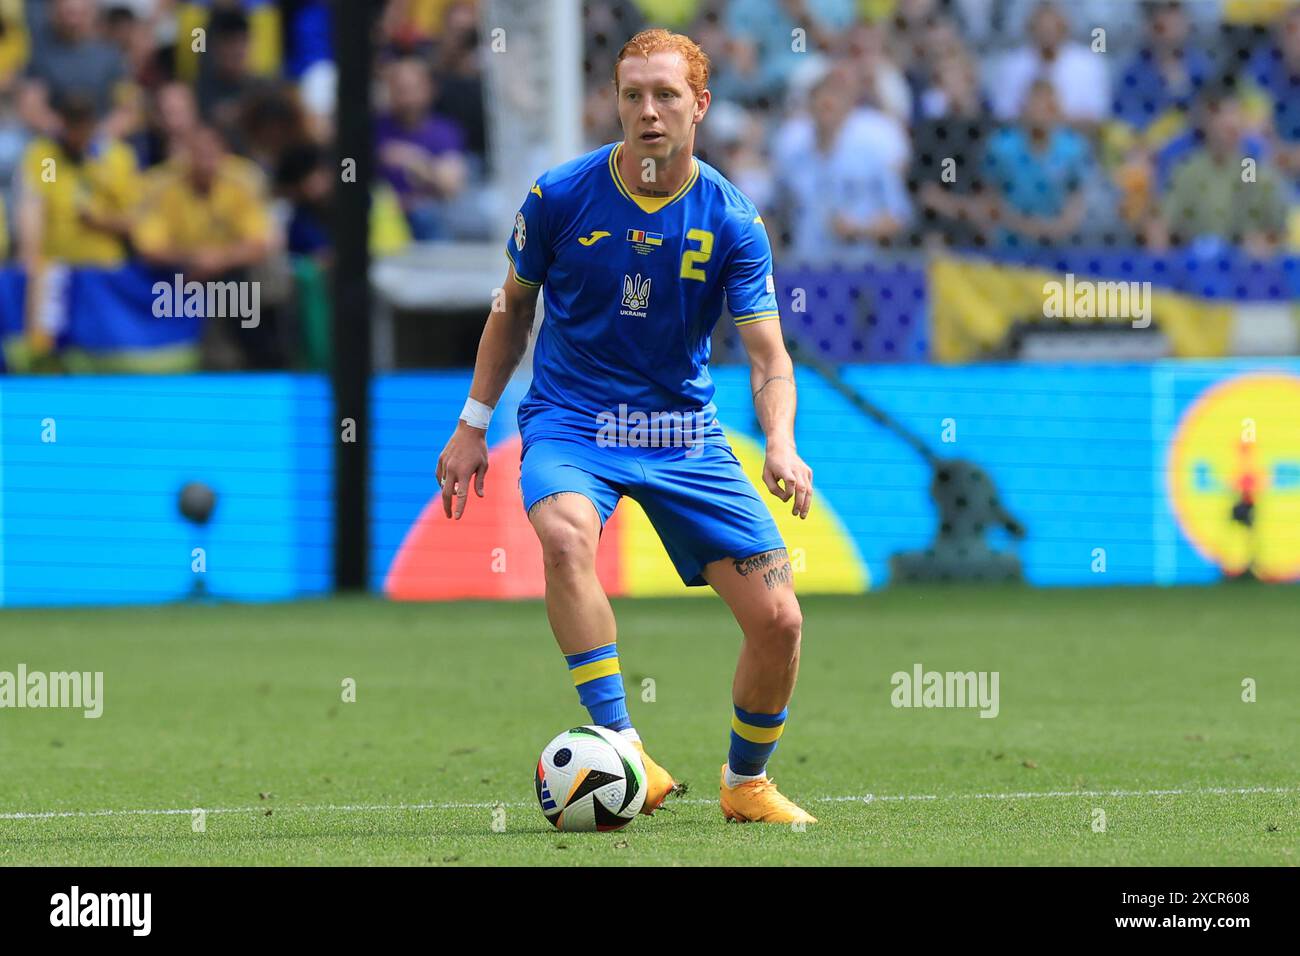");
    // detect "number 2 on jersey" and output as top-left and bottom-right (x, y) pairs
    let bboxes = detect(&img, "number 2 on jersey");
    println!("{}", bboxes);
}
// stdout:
(679, 228), (713, 281)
